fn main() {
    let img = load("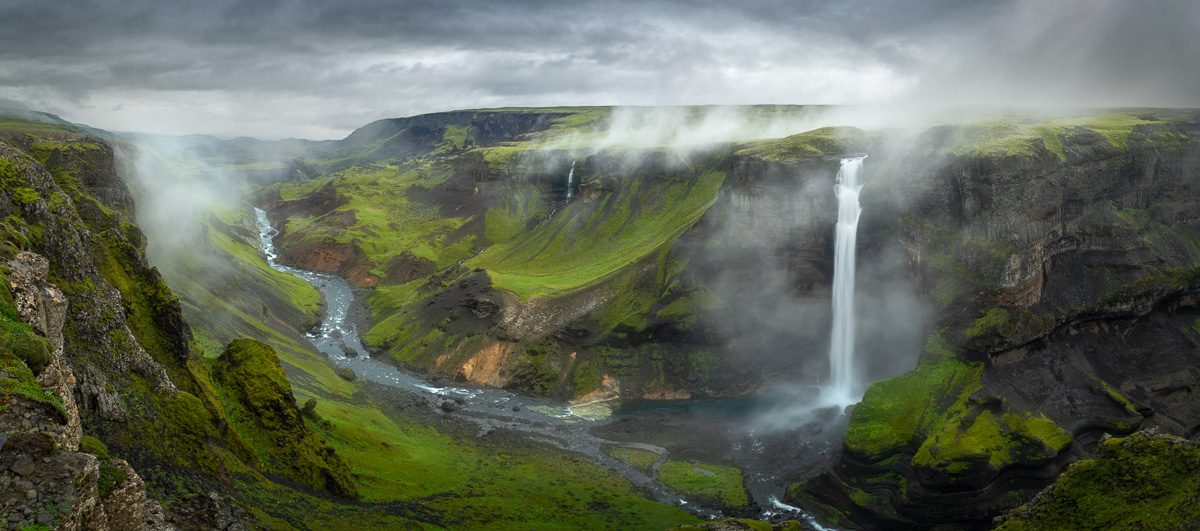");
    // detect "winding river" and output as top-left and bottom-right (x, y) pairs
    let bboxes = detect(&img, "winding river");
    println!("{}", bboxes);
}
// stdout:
(254, 207), (830, 528)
